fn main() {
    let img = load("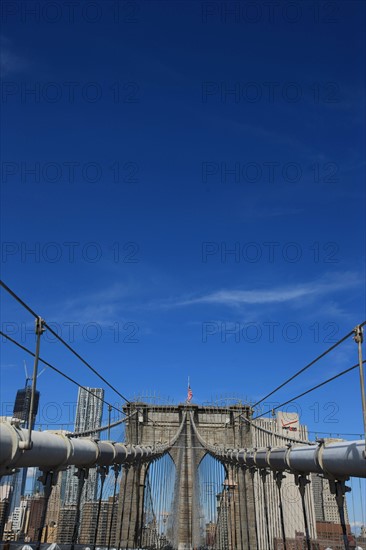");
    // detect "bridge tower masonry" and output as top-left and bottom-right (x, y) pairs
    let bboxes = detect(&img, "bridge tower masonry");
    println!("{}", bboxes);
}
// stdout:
(115, 402), (255, 550)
